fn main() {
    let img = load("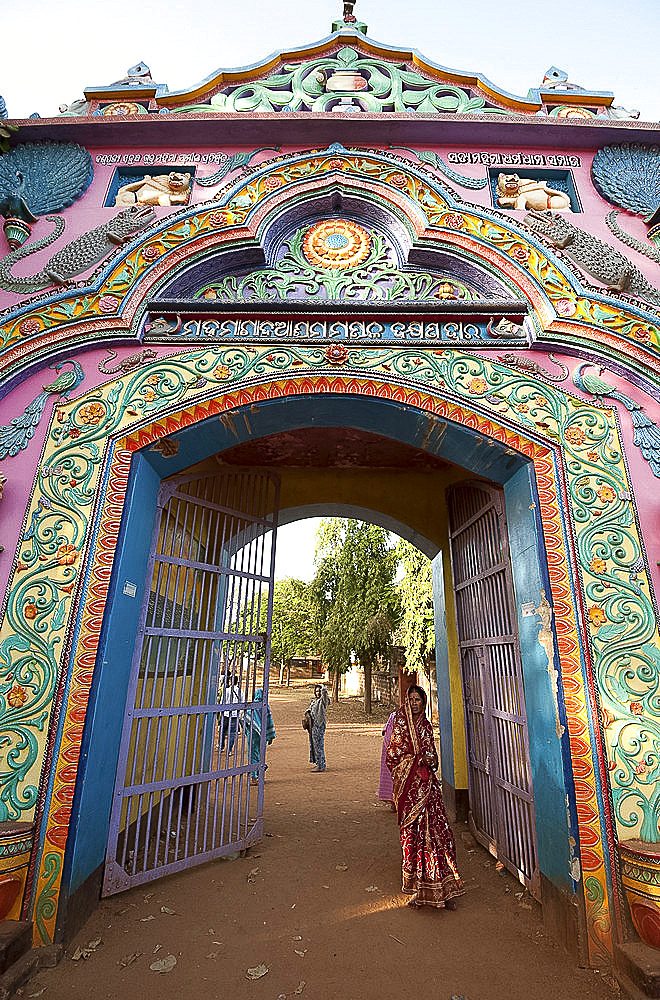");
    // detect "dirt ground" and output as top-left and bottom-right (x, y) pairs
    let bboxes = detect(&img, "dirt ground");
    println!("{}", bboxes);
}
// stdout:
(23, 686), (620, 1000)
